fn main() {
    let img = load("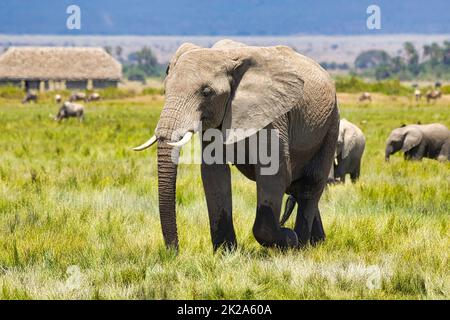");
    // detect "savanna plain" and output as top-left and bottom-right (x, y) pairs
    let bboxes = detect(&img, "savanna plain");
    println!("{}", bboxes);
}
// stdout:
(0, 92), (449, 299)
